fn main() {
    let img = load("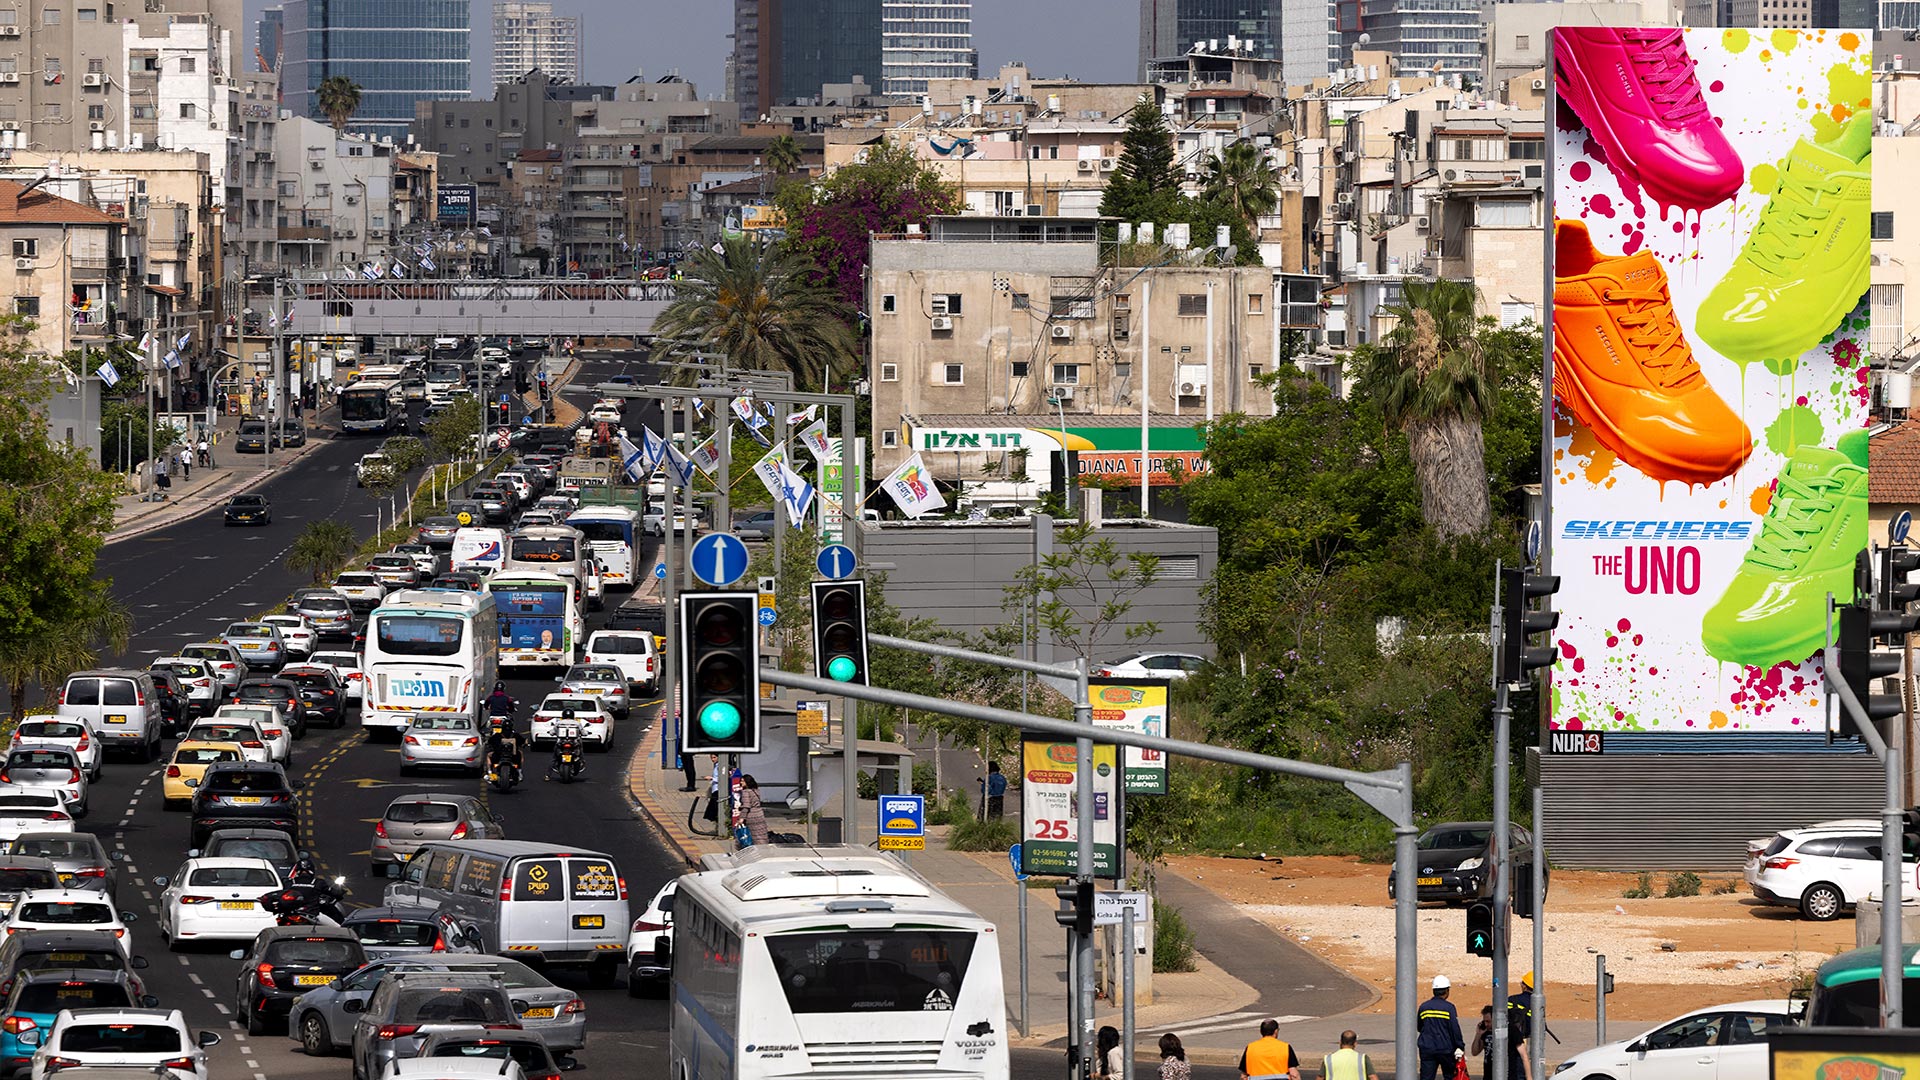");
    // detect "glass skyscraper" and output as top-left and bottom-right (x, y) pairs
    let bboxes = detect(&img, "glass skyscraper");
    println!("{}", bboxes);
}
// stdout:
(881, 1), (977, 97)
(280, 0), (471, 142)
